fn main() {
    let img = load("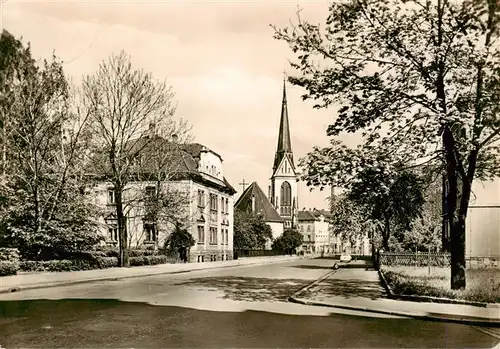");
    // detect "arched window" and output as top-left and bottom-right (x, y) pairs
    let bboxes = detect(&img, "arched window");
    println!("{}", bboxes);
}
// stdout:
(280, 181), (291, 206)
